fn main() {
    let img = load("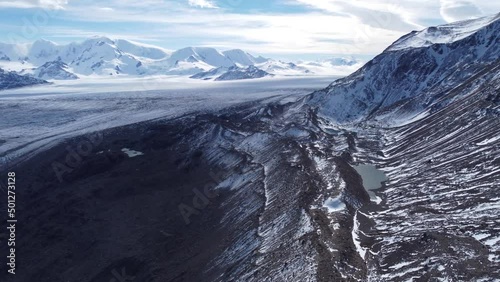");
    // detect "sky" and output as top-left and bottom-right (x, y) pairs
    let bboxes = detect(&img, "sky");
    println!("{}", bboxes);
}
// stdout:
(0, 0), (498, 60)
